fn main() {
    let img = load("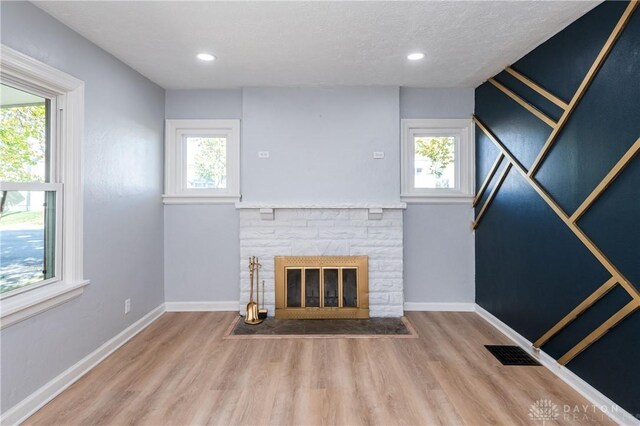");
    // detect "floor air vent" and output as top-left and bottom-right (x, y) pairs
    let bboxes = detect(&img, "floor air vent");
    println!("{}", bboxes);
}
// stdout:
(485, 345), (541, 366)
